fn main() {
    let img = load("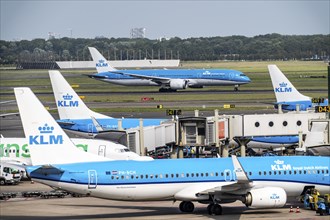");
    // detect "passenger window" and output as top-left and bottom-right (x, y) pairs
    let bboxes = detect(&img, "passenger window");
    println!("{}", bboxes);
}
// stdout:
(259, 171), (261, 175)
(171, 174), (174, 178)
(201, 173), (204, 177)
(191, 173), (194, 177)
(140, 175), (144, 179)
(264, 171), (267, 175)
(196, 173), (199, 177)
(186, 173), (189, 177)
(269, 171), (272, 175)
(215, 172), (218, 176)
